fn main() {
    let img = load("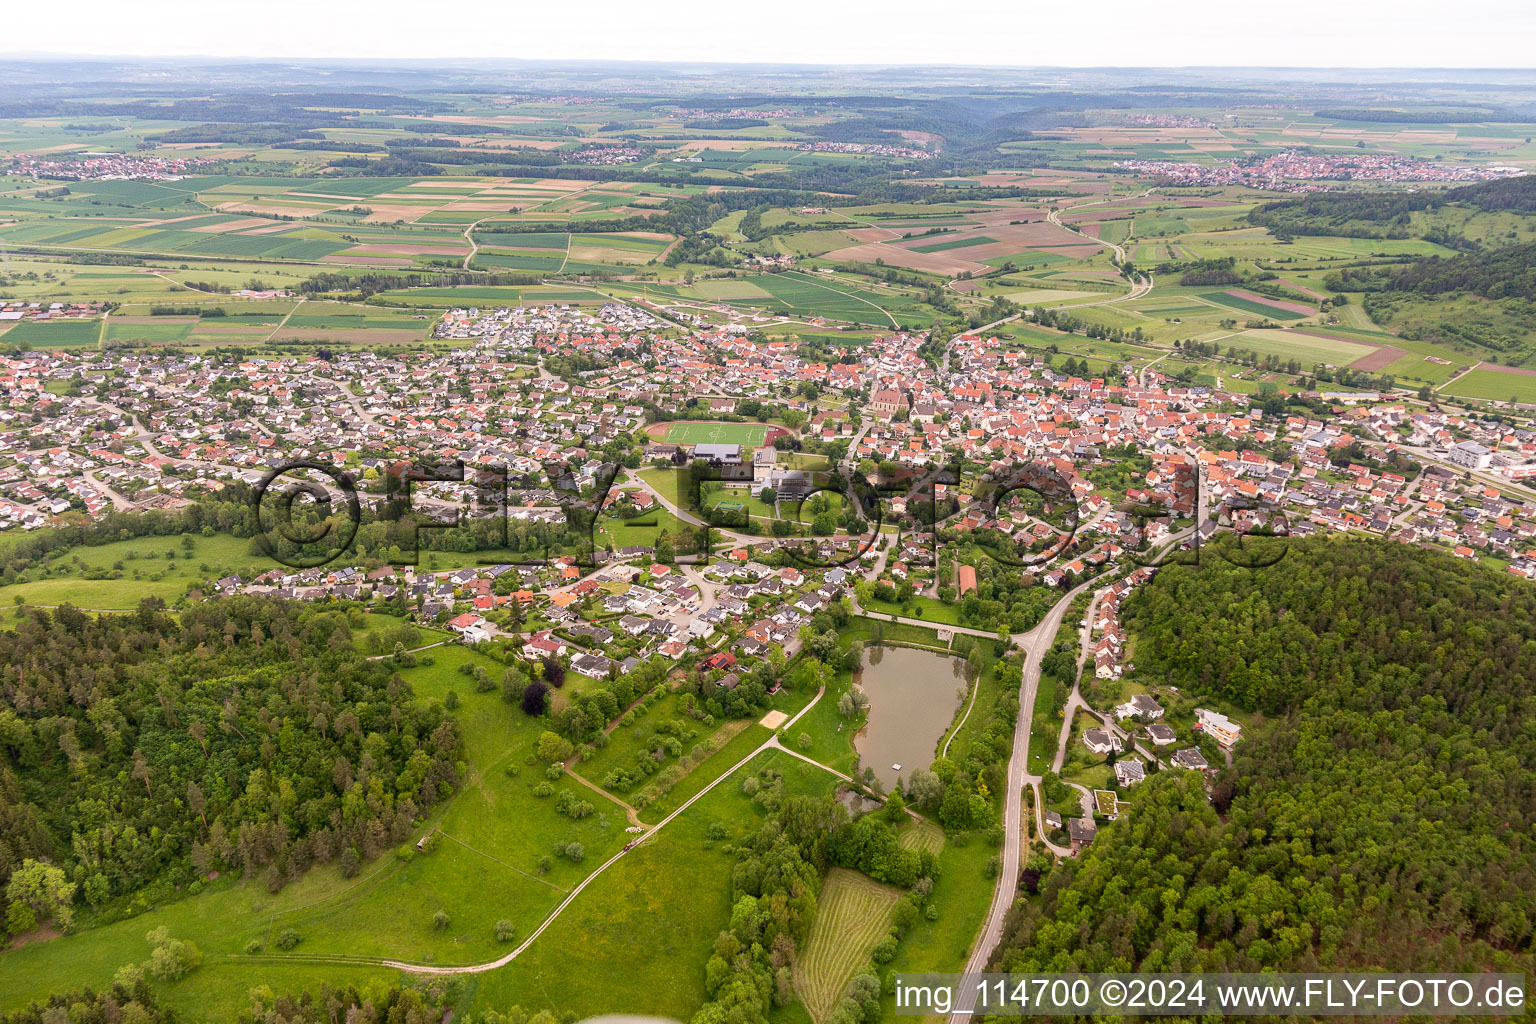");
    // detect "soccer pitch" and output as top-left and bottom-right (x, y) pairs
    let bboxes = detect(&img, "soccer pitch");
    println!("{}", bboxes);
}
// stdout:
(664, 421), (772, 445)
